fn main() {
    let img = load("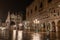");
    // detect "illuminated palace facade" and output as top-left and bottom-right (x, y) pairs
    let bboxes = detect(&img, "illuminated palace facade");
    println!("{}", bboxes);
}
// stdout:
(26, 0), (60, 40)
